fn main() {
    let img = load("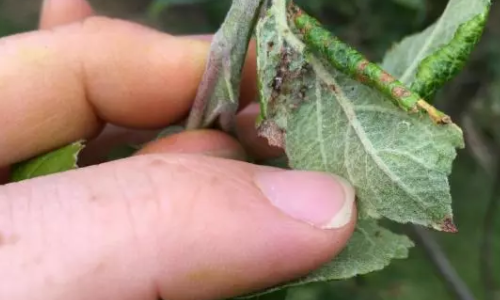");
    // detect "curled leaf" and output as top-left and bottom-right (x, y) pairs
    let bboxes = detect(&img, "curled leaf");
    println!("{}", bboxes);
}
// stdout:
(186, 0), (264, 133)
(382, 0), (491, 99)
